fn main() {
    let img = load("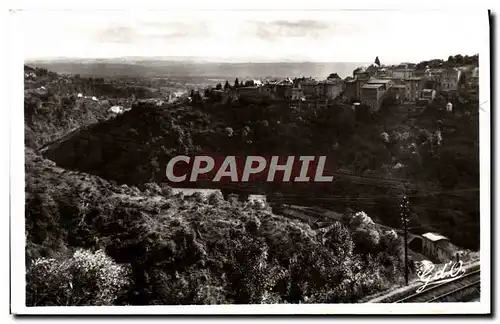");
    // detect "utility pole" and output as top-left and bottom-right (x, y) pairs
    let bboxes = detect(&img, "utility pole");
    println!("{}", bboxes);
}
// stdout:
(400, 194), (410, 285)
